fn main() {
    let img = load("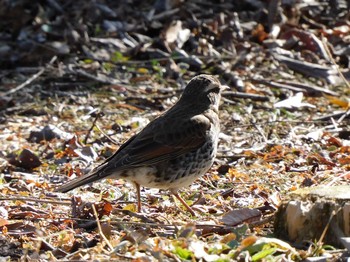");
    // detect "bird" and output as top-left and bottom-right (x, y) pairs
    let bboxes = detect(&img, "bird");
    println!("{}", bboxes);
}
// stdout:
(57, 74), (226, 216)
